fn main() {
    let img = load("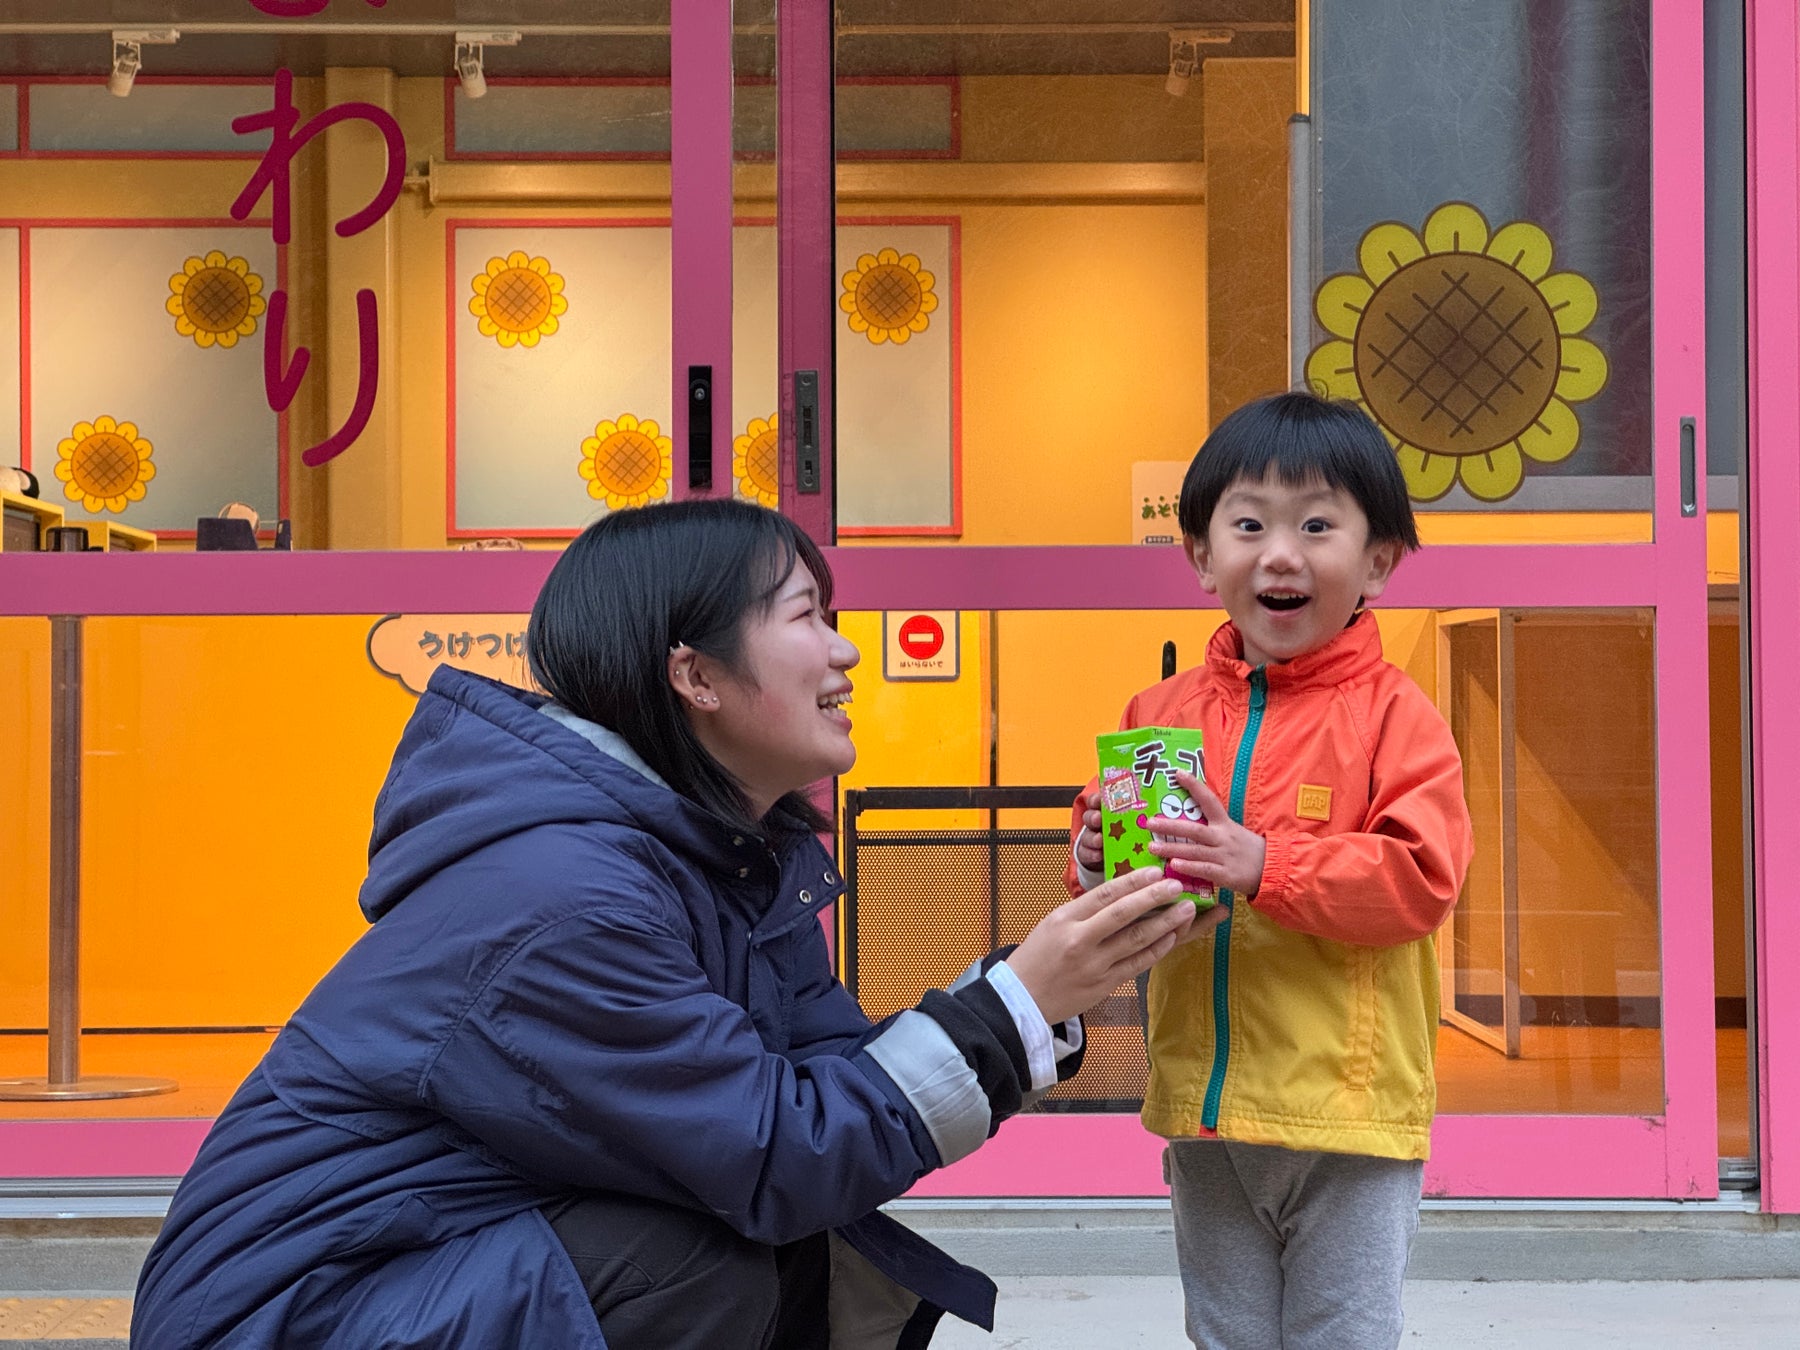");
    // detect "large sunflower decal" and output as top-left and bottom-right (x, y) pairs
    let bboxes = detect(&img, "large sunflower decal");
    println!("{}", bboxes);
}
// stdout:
(470, 251), (568, 349)
(579, 414), (671, 510)
(1306, 202), (1607, 503)
(733, 413), (779, 509)
(166, 251), (266, 349)
(840, 248), (938, 345)
(55, 416), (155, 514)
